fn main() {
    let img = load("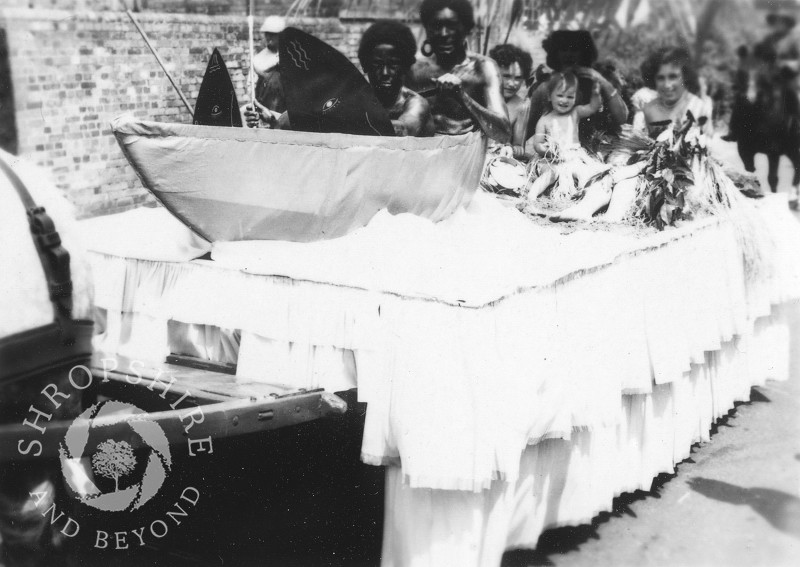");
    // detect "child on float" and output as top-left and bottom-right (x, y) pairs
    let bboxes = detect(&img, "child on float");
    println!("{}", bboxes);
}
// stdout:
(527, 71), (612, 203)
(551, 47), (713, 222)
